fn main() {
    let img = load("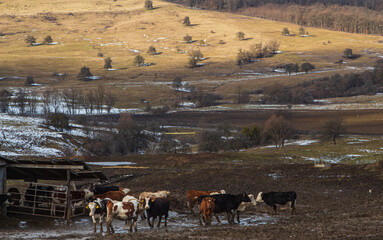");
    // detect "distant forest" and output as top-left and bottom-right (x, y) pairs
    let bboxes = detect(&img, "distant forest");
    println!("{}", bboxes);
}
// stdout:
(167, 0), (383, 35)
